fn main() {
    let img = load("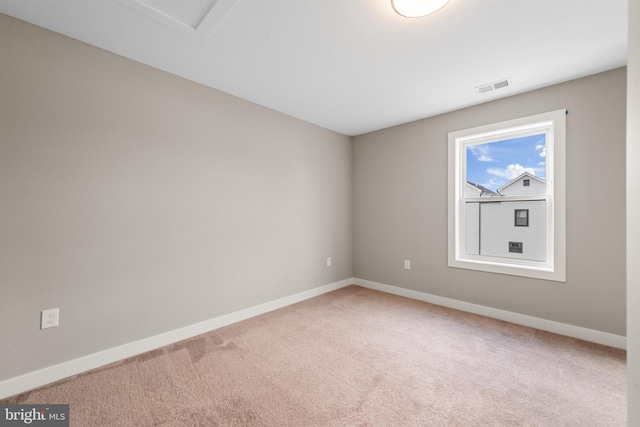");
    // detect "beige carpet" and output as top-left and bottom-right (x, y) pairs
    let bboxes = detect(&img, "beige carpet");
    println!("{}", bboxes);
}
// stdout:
(2, 285), (626, 426)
